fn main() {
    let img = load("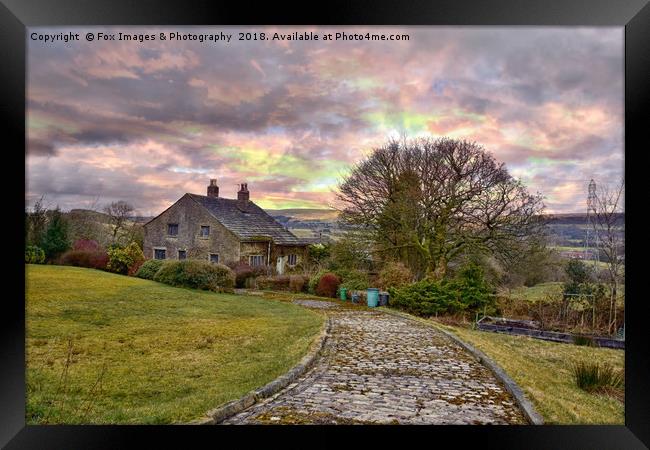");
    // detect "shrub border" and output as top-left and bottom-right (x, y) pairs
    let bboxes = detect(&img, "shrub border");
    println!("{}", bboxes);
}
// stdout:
(378, 307), (545, 425)
(188, 316), (331, 425)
